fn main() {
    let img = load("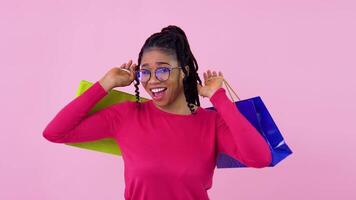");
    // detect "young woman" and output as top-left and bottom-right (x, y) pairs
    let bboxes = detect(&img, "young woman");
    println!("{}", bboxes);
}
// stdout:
(43, 25), (272, 200)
